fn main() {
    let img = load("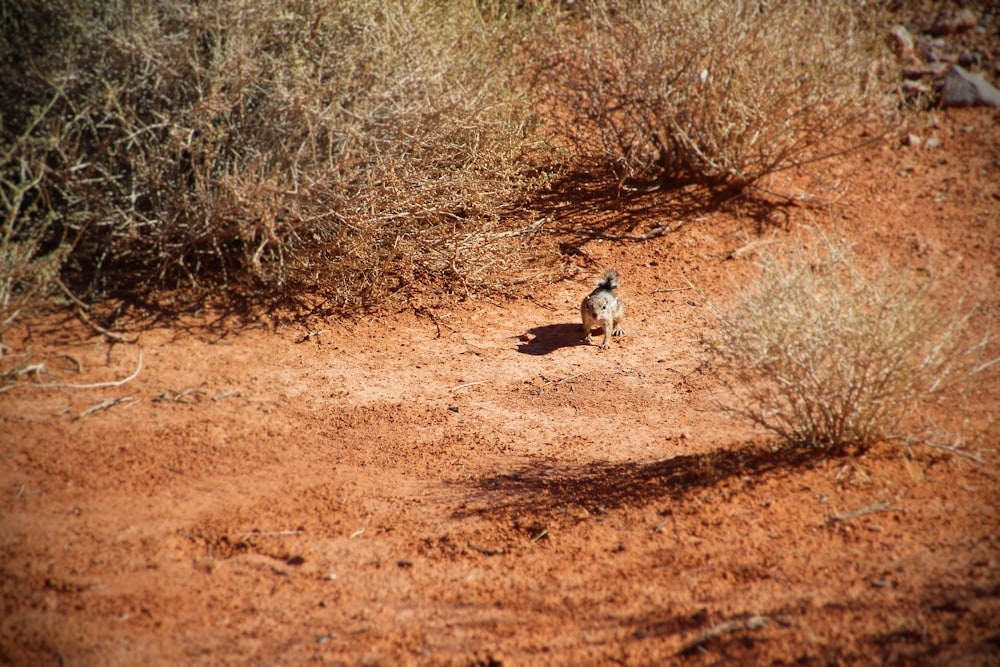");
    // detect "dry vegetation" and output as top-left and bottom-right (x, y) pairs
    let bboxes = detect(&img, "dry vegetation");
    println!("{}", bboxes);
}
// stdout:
(700, 235), (996, 454)
(533, 0), (897, 189)
(1, 0), (901, 328)
(1, 0), (544, 319)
